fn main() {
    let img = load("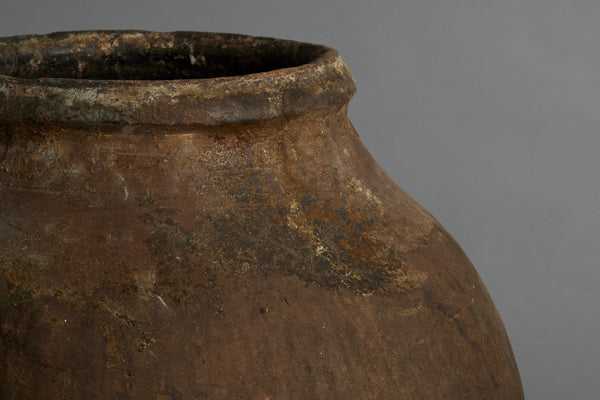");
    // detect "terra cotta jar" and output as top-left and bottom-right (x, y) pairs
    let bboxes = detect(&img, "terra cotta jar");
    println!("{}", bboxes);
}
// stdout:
(0, 31), (524, 399)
